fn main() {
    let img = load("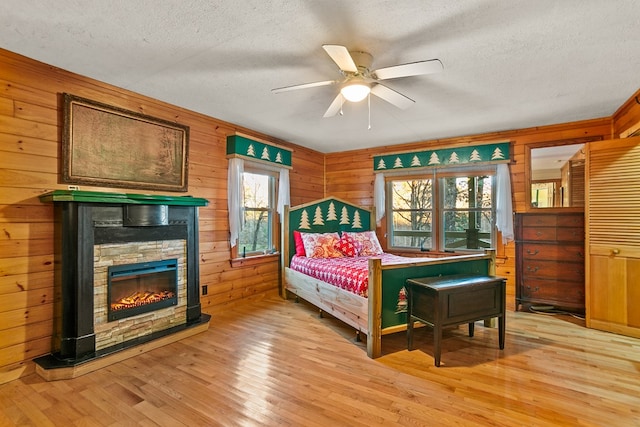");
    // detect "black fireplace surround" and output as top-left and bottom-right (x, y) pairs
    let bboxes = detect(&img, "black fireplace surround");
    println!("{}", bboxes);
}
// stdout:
(35, 190), (209, 368)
